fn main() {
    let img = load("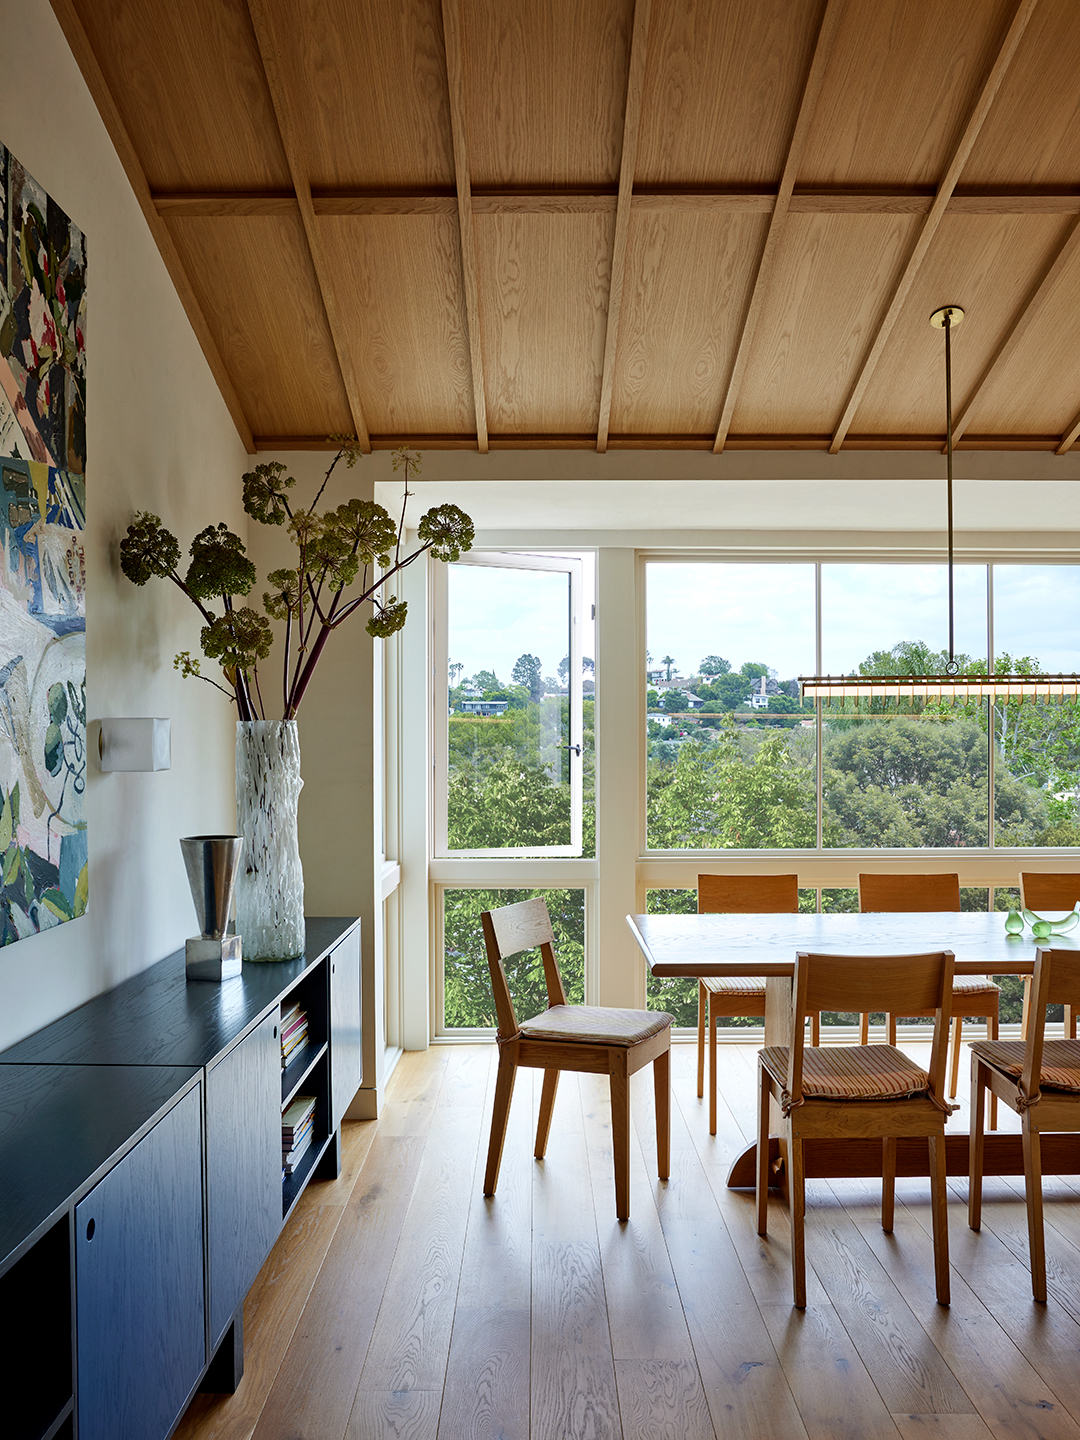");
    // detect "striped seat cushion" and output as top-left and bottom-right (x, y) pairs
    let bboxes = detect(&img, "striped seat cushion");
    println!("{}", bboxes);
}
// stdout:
(702, 976), (767, 999)
(951, 976), (1001, 996)
(520, 1005), (672, 1046)
(760, 1043), (931, 1103)
(970, 1037), (1080, 1093)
